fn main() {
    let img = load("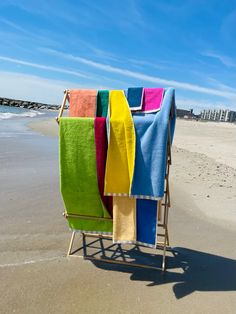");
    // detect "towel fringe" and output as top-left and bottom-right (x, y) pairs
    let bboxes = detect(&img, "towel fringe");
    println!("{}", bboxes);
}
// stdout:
(105, 193), (162, 201)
